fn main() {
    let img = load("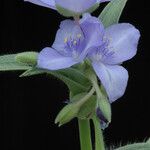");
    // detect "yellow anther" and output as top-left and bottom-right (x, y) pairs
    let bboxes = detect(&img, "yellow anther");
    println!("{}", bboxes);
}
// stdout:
(77, 34), (82, 38)
(64, 37), (68, 43)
